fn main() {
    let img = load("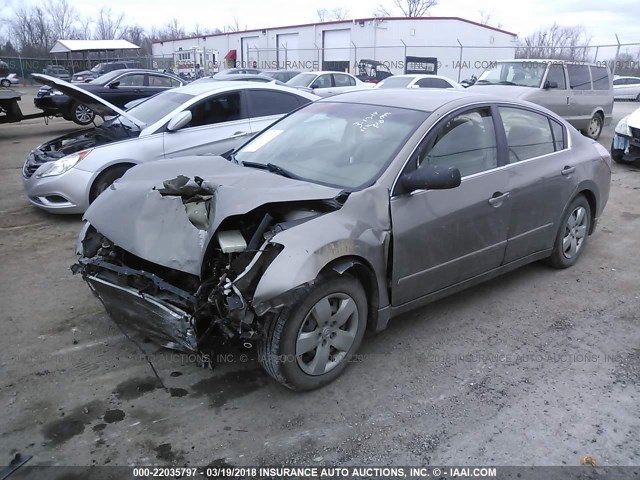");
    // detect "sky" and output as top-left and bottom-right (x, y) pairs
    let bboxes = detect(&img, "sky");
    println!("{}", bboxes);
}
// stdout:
(1, 0), (640, 48)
